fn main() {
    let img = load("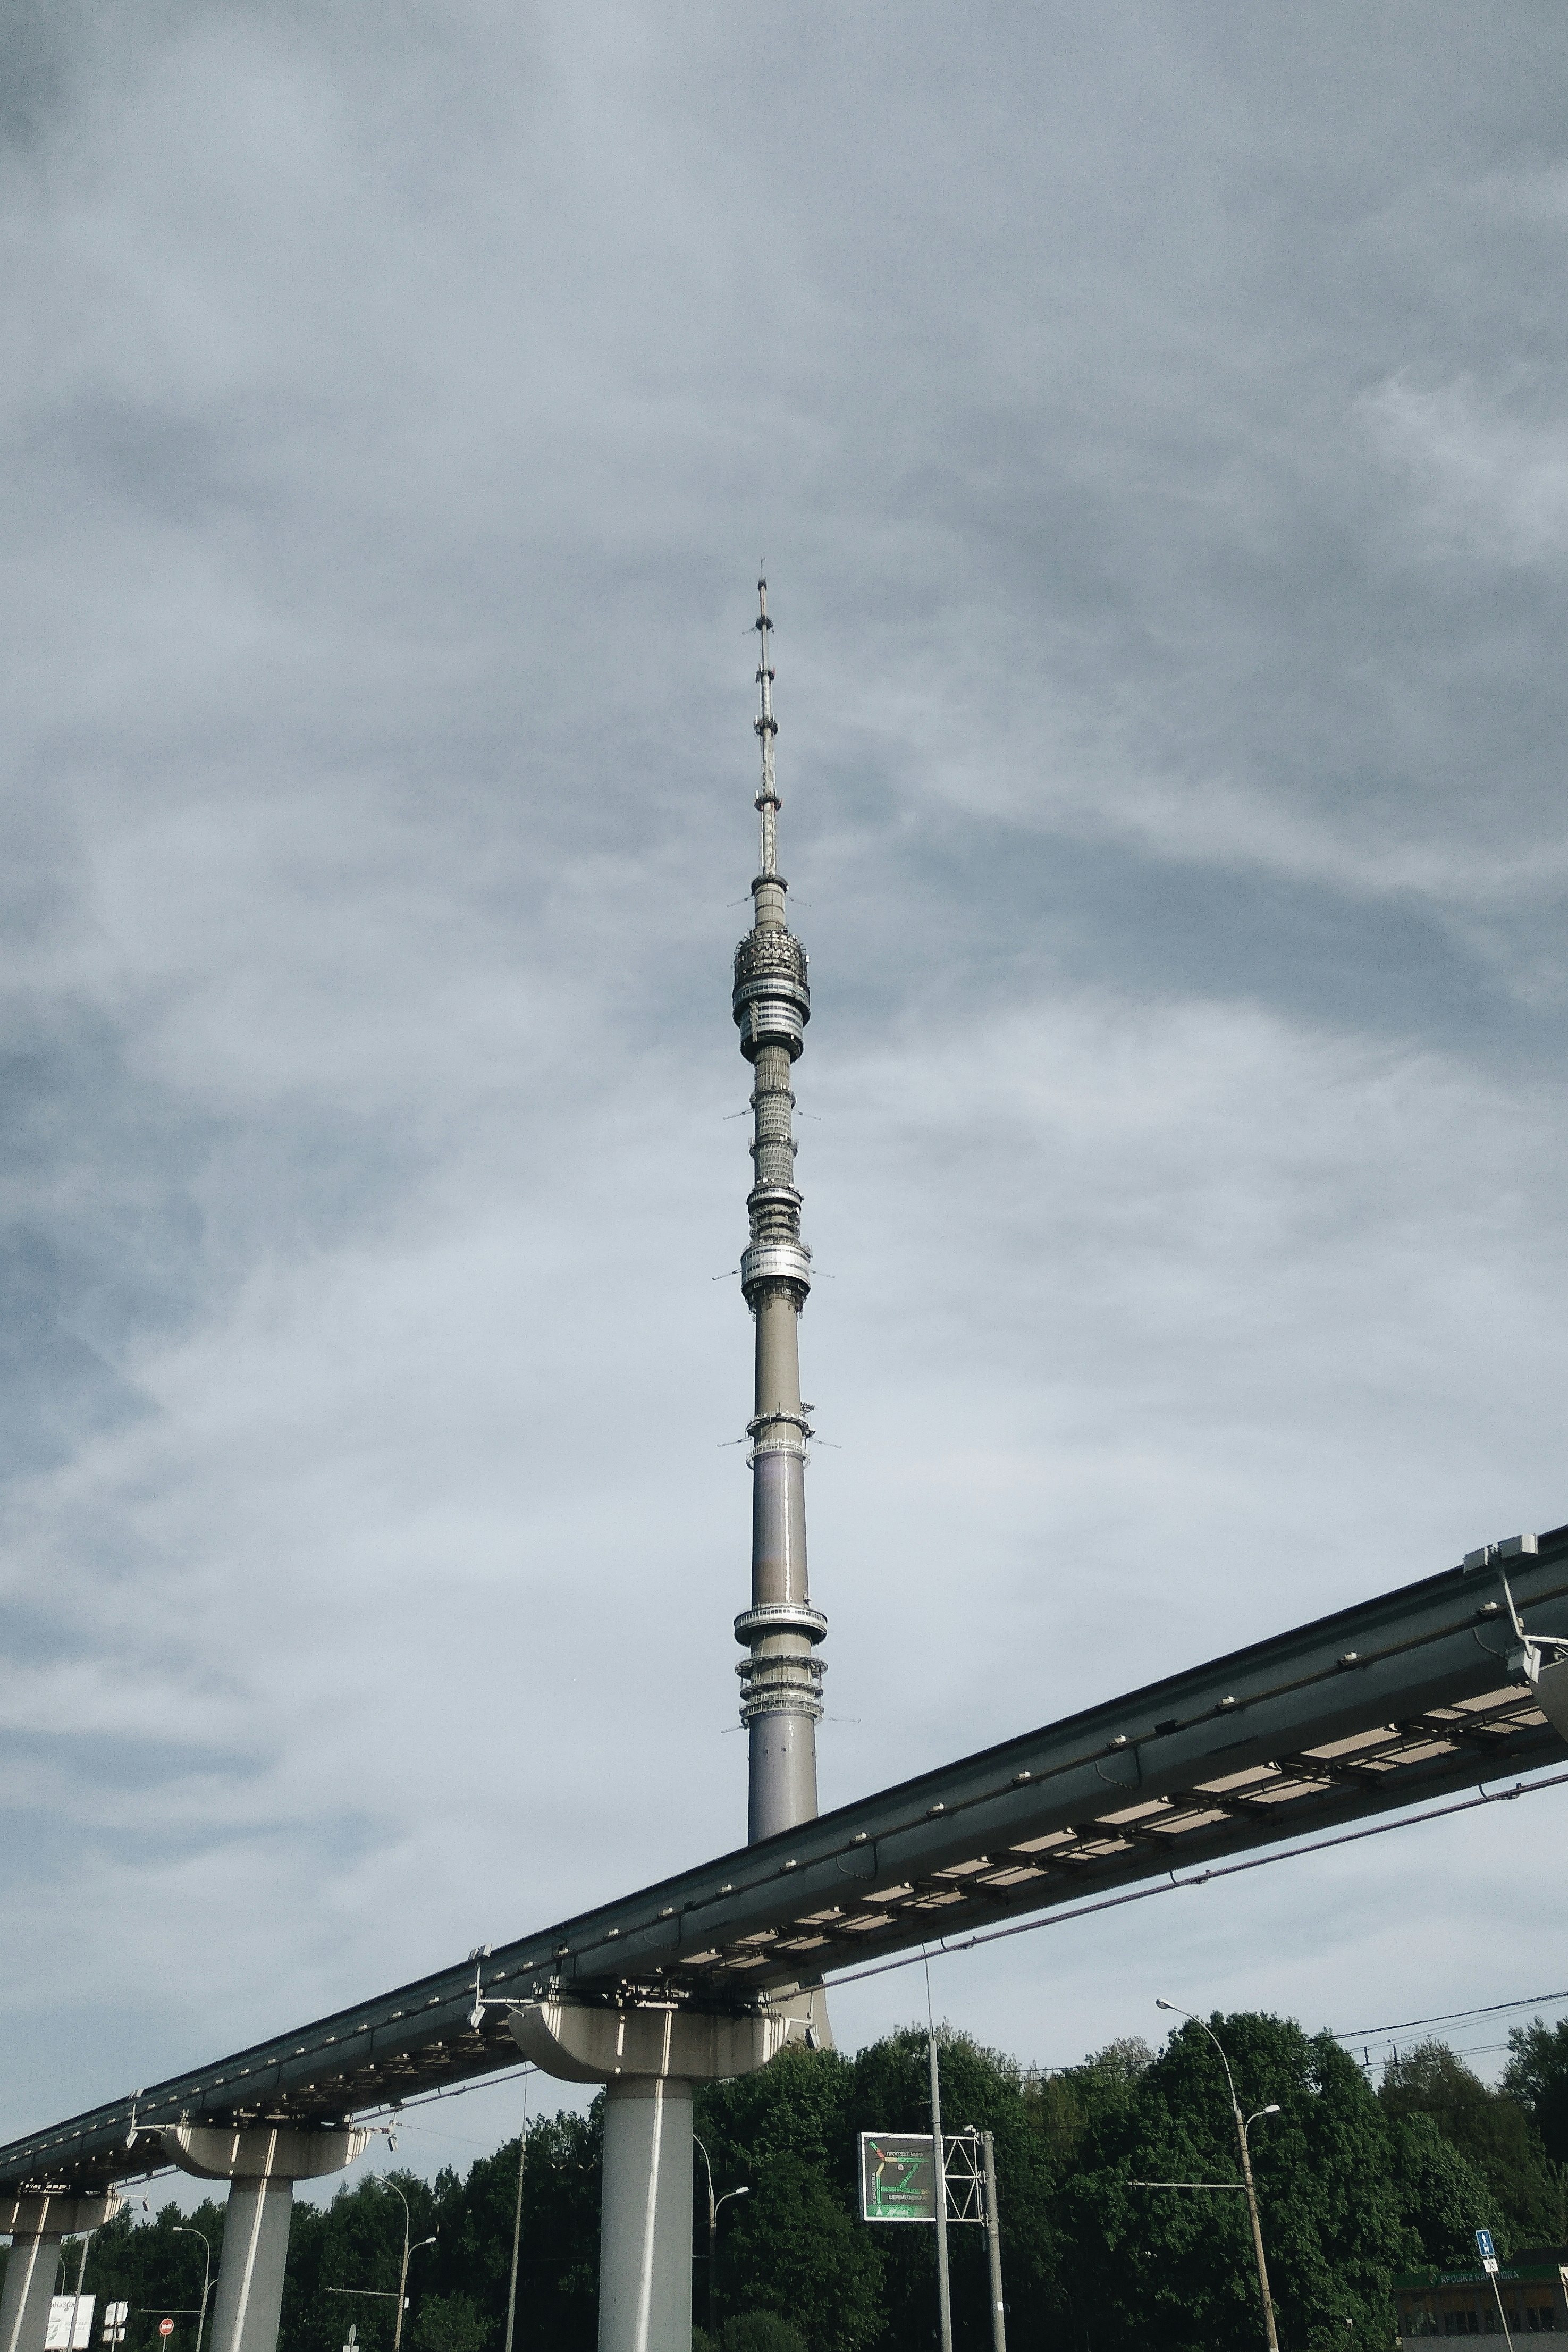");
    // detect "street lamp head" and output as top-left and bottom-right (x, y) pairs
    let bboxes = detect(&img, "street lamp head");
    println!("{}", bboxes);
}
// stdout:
(1155, 1999), (1176, 2011)
(735, 2188), (749, 2199)
(1262, 2104), (1280, 2116)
